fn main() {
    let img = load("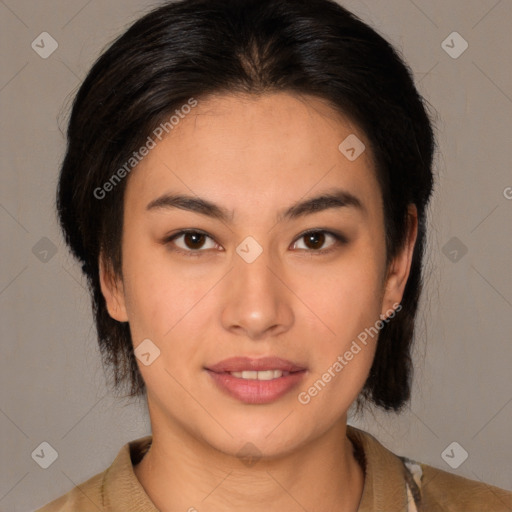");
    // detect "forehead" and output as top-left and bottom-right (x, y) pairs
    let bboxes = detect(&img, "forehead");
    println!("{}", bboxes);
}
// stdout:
(124, 92), (381, 220)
